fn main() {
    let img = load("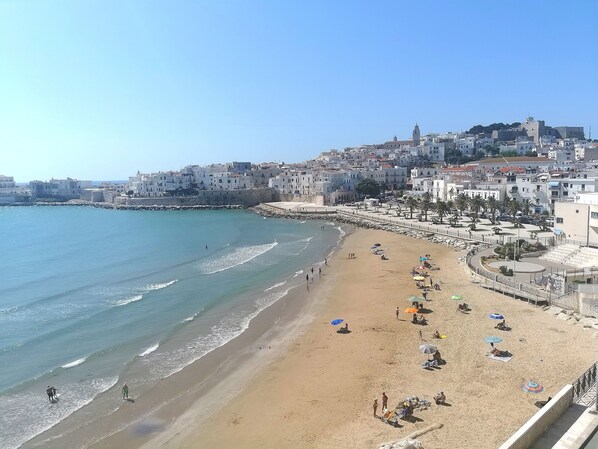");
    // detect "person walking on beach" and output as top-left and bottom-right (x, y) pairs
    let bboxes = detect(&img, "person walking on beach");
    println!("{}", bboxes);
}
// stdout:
(311, 267), (314, 274)
(122, 383), (129, 399)
(319, 267), (322, 276)
(382, 392), (388, 411)
(306, 274), (309, 283)
(373, 398), (378, 417)
(396, 306), (399, 320)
